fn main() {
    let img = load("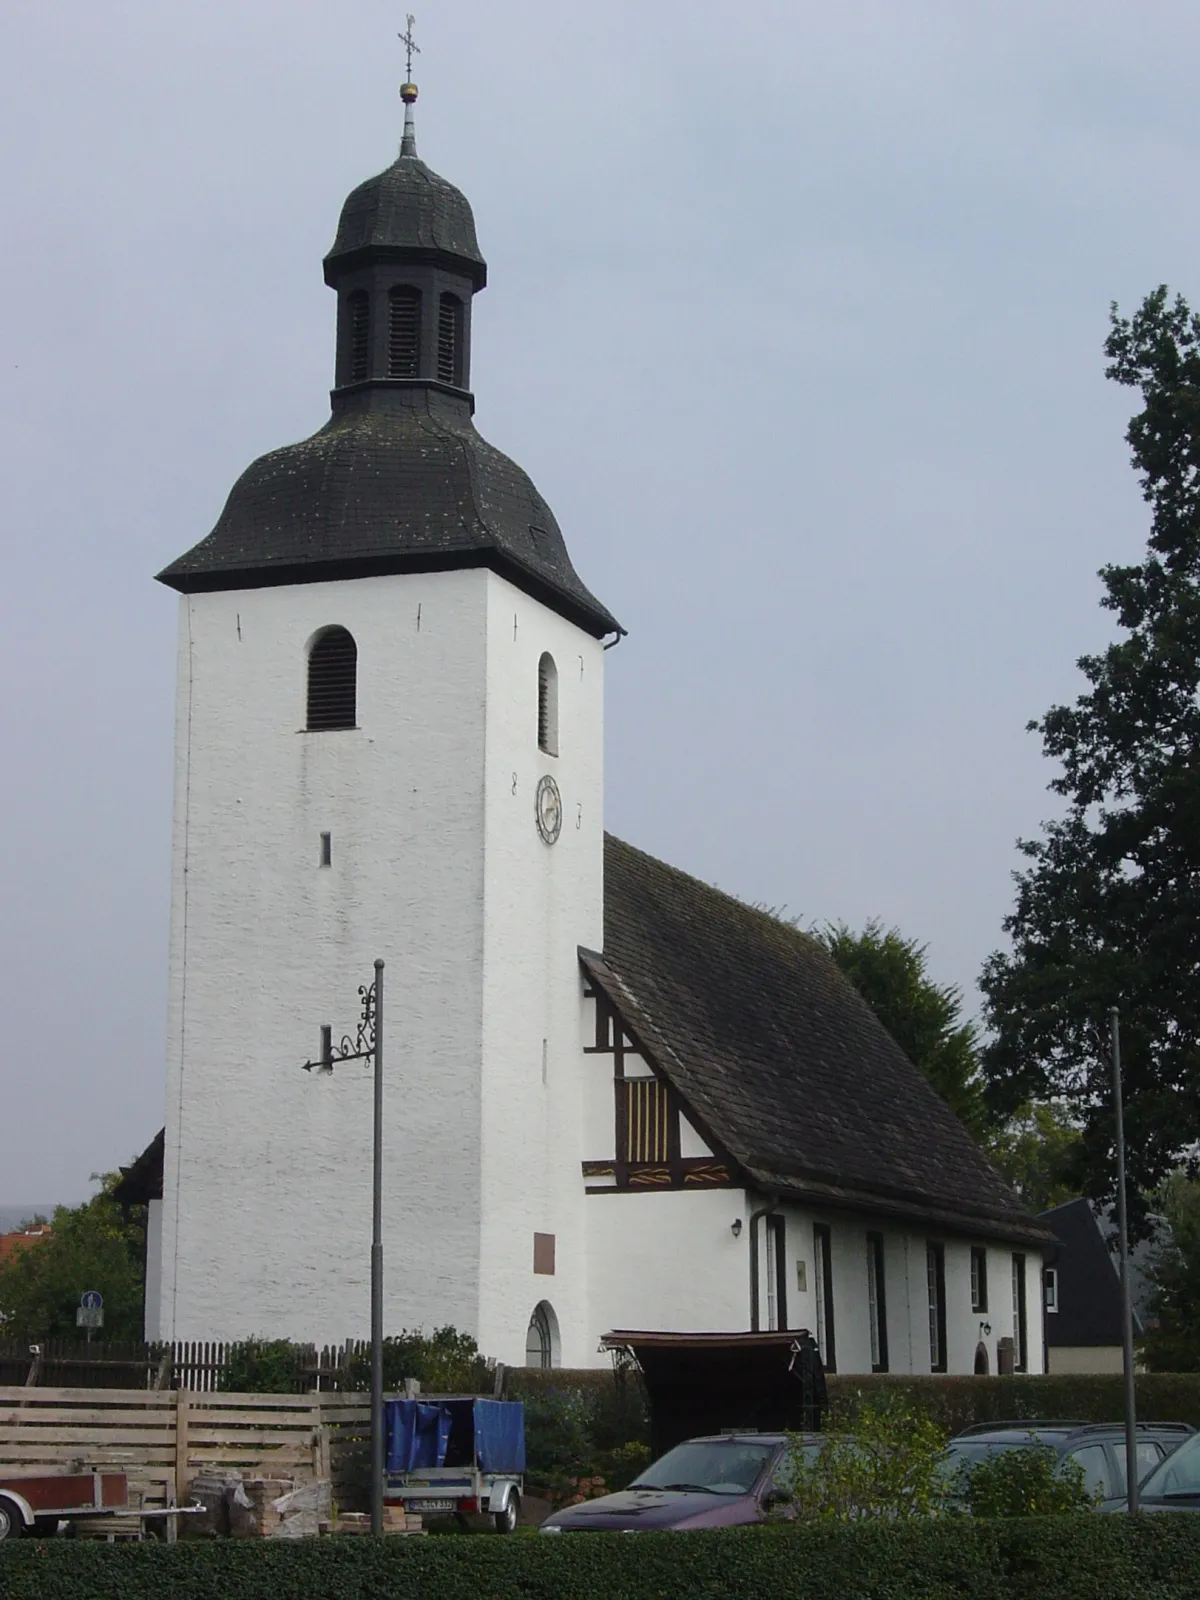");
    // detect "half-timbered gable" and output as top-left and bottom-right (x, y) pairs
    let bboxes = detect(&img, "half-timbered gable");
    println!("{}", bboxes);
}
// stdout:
(580, 973), (735, 1193)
